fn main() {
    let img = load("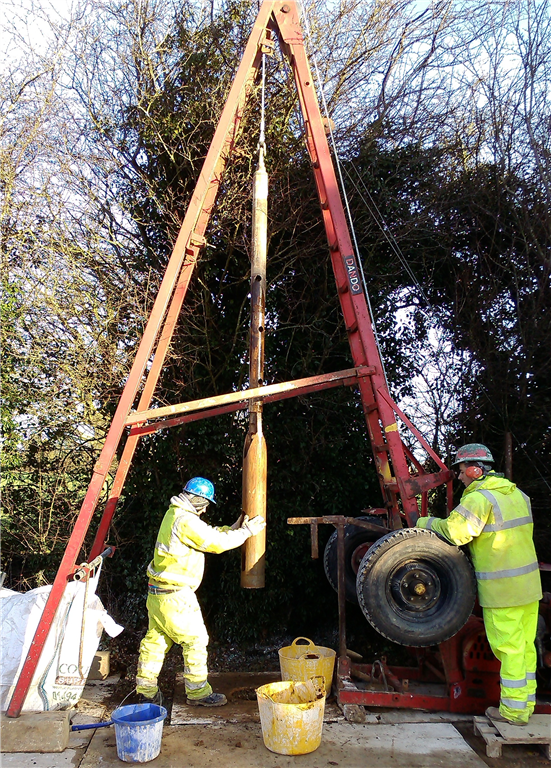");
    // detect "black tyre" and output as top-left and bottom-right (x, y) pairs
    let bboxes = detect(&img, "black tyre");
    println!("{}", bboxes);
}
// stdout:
(356, 528), (476, 647)
(323, 516), (387, 604)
